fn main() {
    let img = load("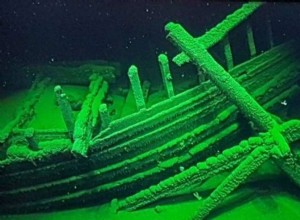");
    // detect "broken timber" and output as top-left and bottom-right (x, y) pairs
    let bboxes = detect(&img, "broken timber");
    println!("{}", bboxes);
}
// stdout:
(71, 74), (109, 156)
